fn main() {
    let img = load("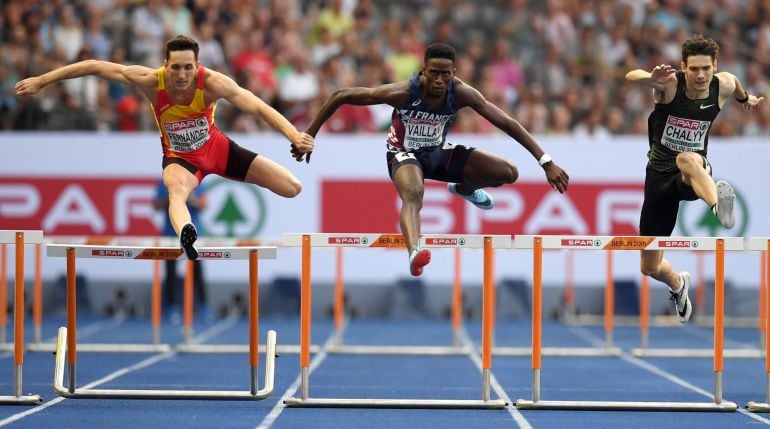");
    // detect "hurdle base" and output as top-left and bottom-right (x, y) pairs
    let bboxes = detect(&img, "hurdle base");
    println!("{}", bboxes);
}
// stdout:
(747, 401), (770, 412)
(53, 327), (277, 400)
(326, 345), (473, 356)
(631, 348), (761, 358)
(515, 399), (737, 412)
(29, 342), (172, 353)
(176, 343), (320, 354)
(0, 395), (42, 405)
(284, 397), (507, 409)
(494, 346), (622, 357)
